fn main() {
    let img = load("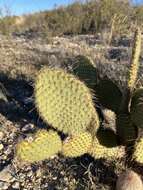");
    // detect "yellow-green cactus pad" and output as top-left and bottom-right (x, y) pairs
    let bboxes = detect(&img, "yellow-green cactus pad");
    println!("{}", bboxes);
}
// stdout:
(132, 137), (143, 164)
(88, 111), (100, 137)
(35, 68), (99, 135)
(16, 129), (62, 163)
(62, 132), (92, 157)
(88, 136), (125, 160)
(131, 88), (143, 129)
(128, 27), (141, 91)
